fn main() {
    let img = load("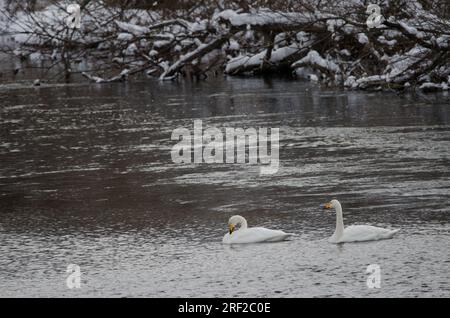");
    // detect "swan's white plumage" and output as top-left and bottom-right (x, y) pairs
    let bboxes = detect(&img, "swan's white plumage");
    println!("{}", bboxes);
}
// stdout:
(222, 215), (292, 244)
(325, 199), (399, 244)
(223, 227), (291, 244)
(329, 225), (400, 243)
